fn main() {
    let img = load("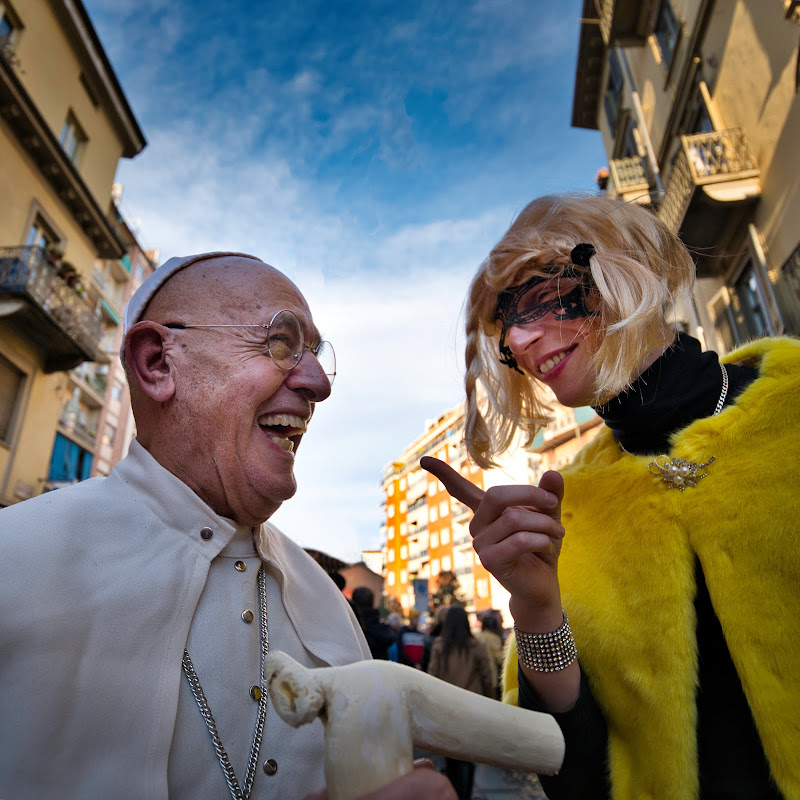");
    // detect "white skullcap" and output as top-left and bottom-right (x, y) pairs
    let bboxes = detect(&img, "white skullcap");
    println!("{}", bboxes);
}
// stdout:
(122, 251), (261, 336)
